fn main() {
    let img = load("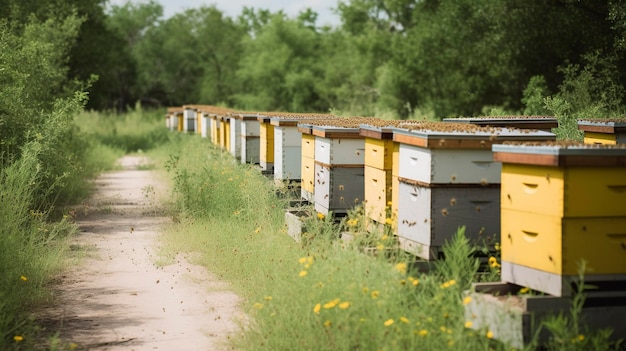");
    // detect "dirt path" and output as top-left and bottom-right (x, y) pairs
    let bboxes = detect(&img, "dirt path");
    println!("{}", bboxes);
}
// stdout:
(39, 156), (243, 350)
